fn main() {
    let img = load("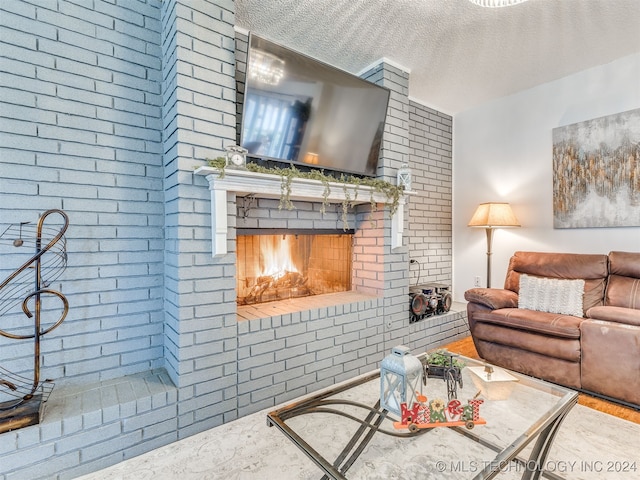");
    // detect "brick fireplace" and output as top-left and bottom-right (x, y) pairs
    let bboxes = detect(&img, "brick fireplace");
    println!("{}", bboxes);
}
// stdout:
(193, 167), (466, 418)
